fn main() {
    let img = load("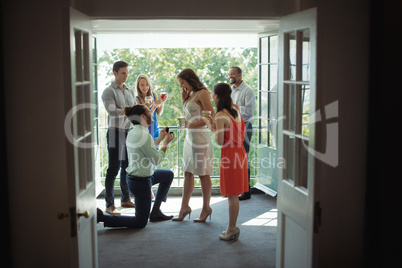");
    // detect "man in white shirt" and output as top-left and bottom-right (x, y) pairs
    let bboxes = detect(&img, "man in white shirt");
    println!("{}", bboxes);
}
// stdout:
(228, 67), (256, 200)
